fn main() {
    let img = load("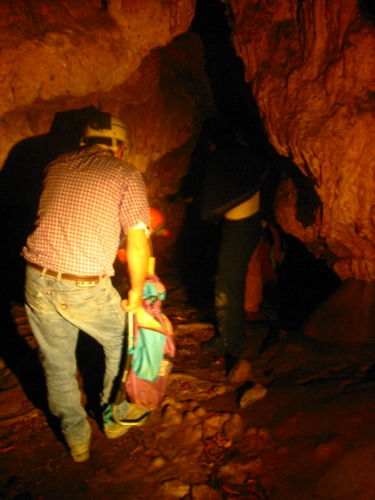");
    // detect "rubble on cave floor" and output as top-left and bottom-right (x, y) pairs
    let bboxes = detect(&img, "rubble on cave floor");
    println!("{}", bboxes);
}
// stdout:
(2, 278), (375, 499)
